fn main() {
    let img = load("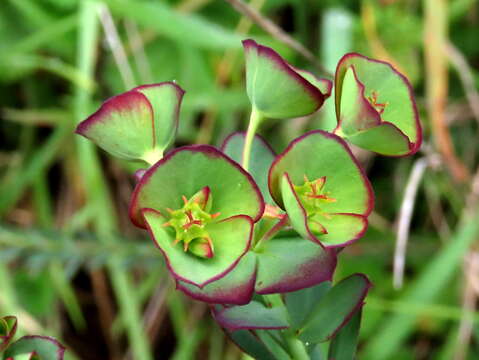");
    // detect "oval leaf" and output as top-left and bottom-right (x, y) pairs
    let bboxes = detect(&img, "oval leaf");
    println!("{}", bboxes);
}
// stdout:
(284, 281), (332, 330)
(4, 336), (65, 360)
(254, 236), (336, 294)
(213, 301), (289, 331)
(226, 329), (276, 360)
(298, 274), (371, 344)
(328, 309), (362, 360)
